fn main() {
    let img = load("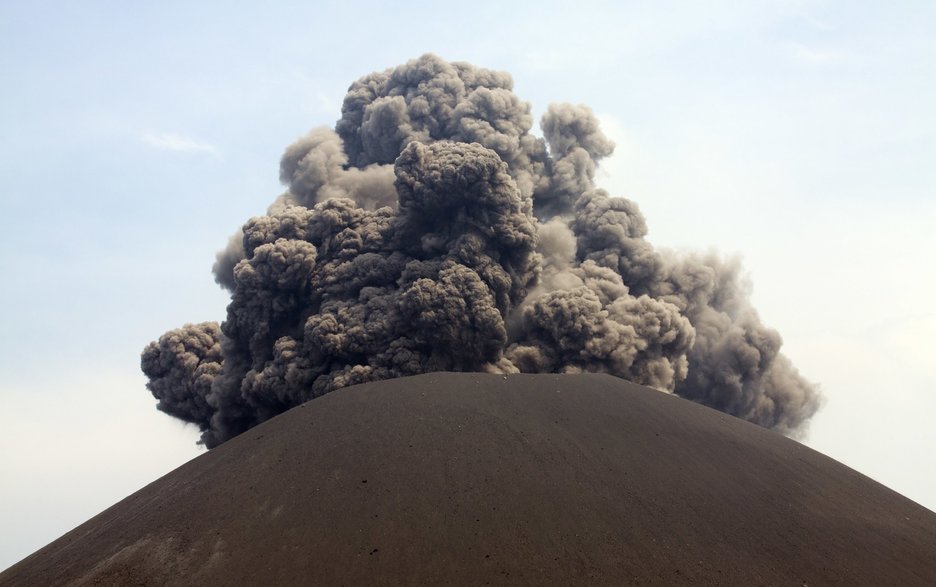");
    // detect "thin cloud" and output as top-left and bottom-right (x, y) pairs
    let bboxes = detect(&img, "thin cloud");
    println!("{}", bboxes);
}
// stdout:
(788, 43), (848, 65)
(142, 132), (221, 158)
(314, 90), (339, 114)
(798, 13), (837, 32)
(289, 71), (342, 115)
